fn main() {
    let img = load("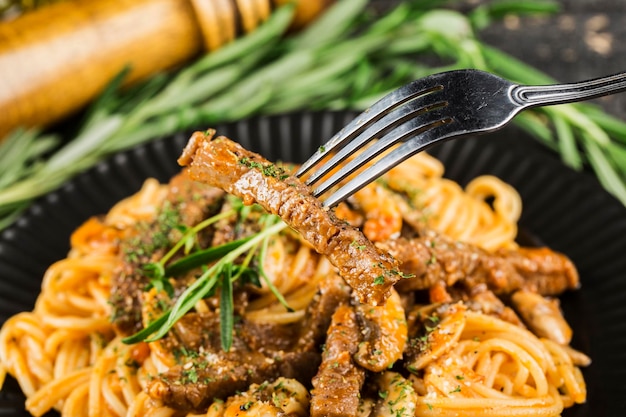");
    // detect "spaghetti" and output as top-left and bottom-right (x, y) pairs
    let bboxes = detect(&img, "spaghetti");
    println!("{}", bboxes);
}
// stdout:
(0, 146), (588, 417)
